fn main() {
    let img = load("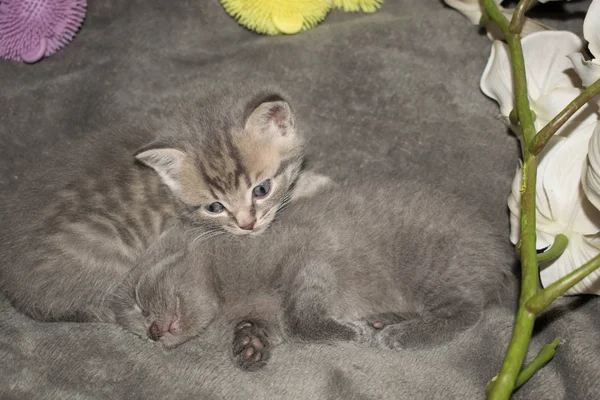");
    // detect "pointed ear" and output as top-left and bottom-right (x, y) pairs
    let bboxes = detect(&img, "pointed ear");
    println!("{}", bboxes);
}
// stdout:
(245, 97), (296, 137)
(134, 147), (187, 195)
